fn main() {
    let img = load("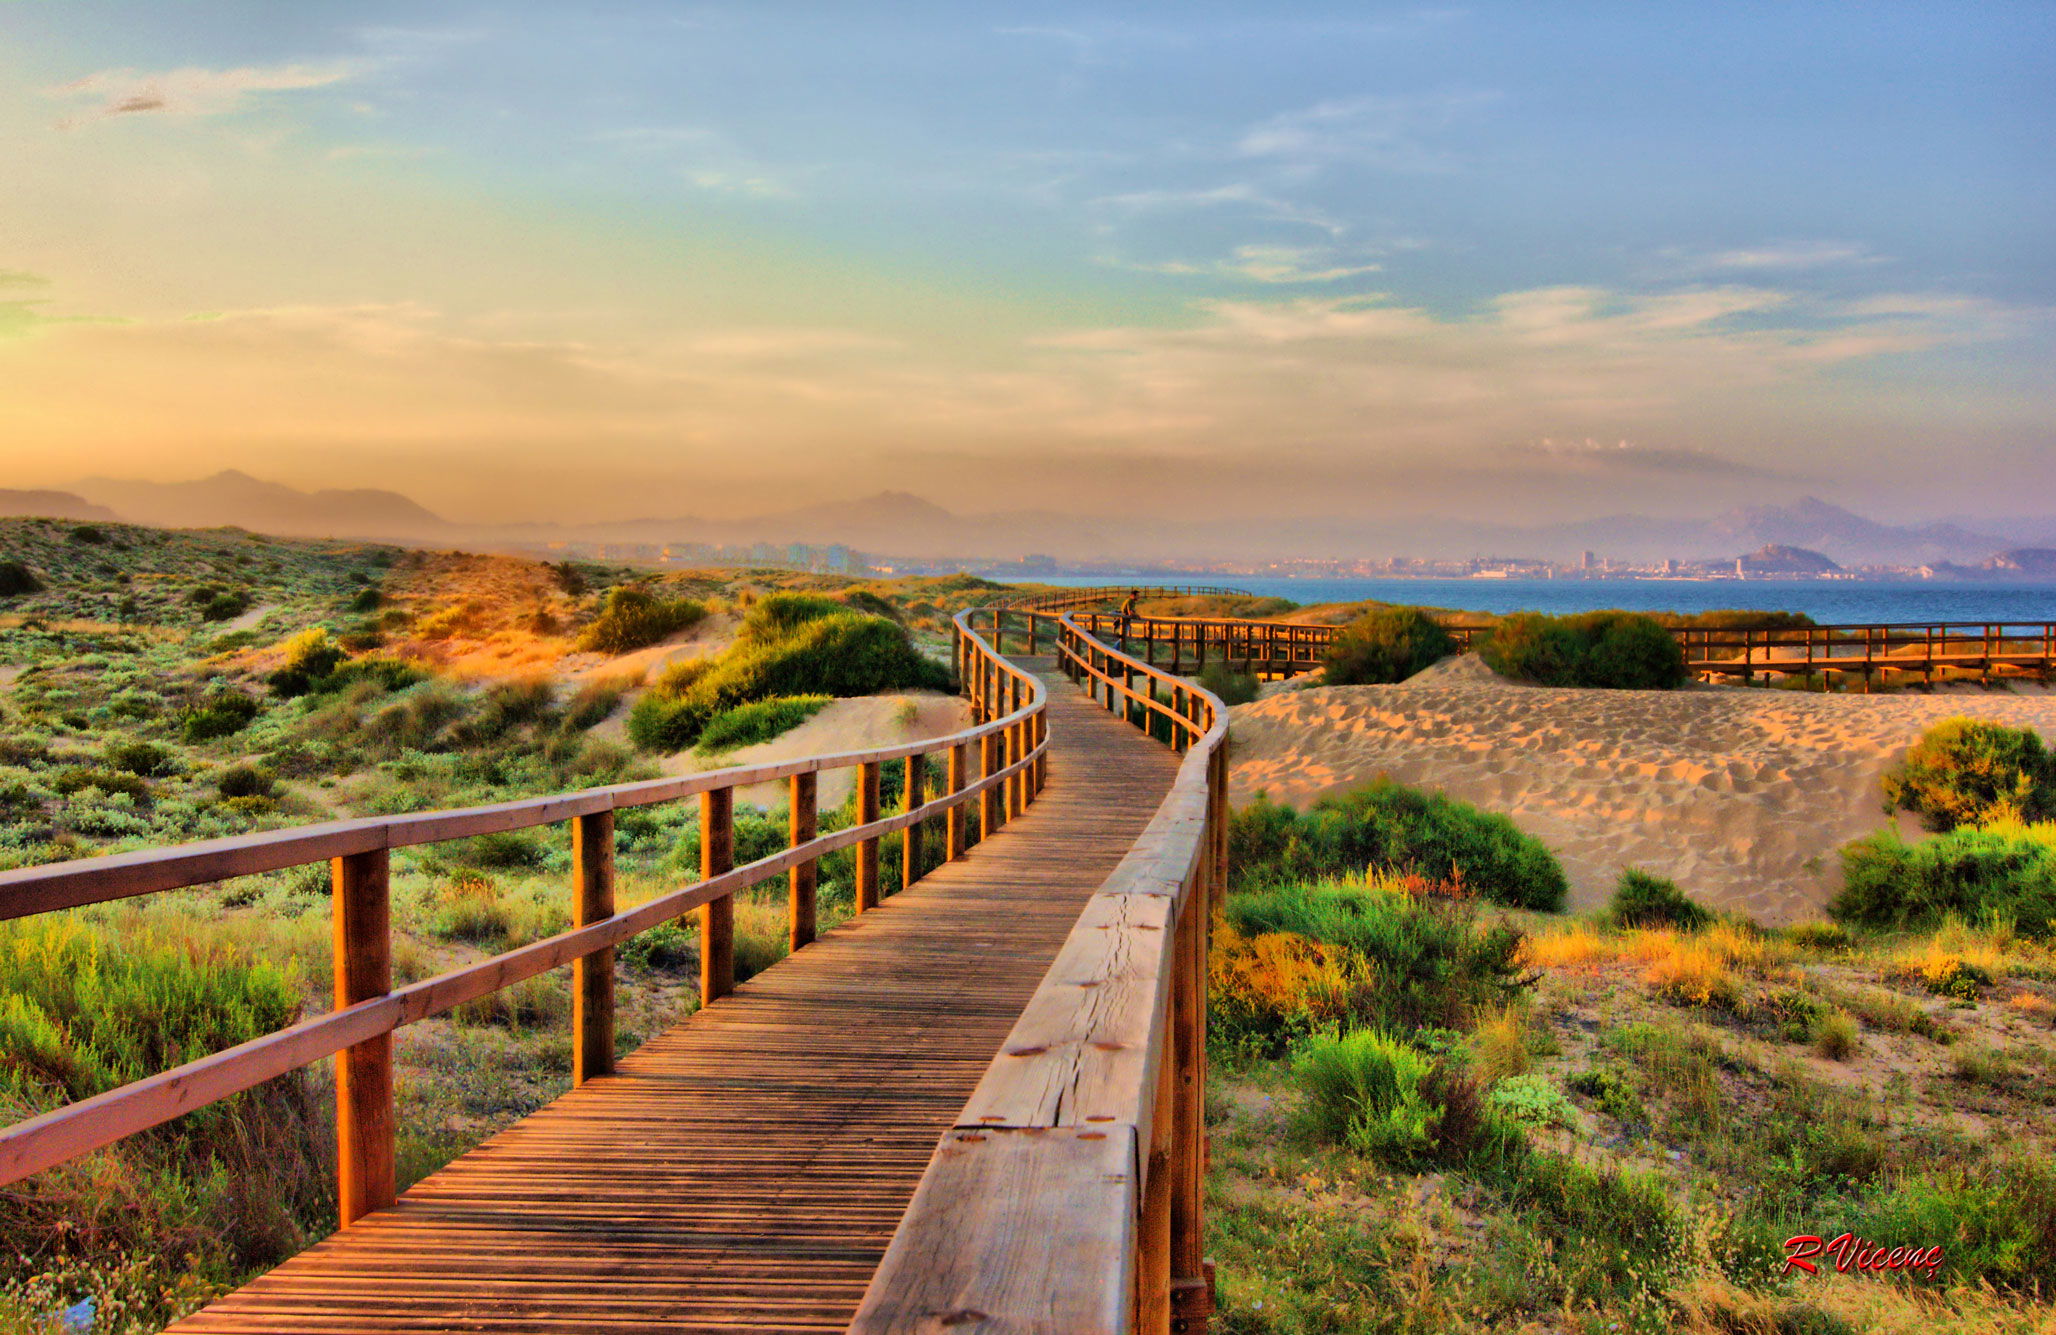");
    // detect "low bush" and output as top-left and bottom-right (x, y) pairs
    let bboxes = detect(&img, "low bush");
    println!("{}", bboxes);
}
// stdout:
(1229, 782), (1568, 911)
(1321, 606), (1456, 685)
(1481, 610), (1687, 690)
(1608, 868), (1709, 929)
(1832, 822), (2056, 937)
(267, 628), (347, 697)
(737, 592), (845, 645)
(1879, 716), (2053, 831)
(215, 764), (277, 800)
(1842, 1156), (2056, 1290)
(559, 675), (632, 732)
(0, 560), (42, 597)
(180, 689), (262, 742)
(696, 695), (831, 753)
(690, 613), (950, 709)
(626, 692), (714, 753)
(52, 766), (151, 802)
(104, 740), (175, 777)
(574, 587), (706, 654)
(1211, 873), (1529, 1054)
(1195, 661), (1259, 706)
(1293, 1028), (1441, 1161)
